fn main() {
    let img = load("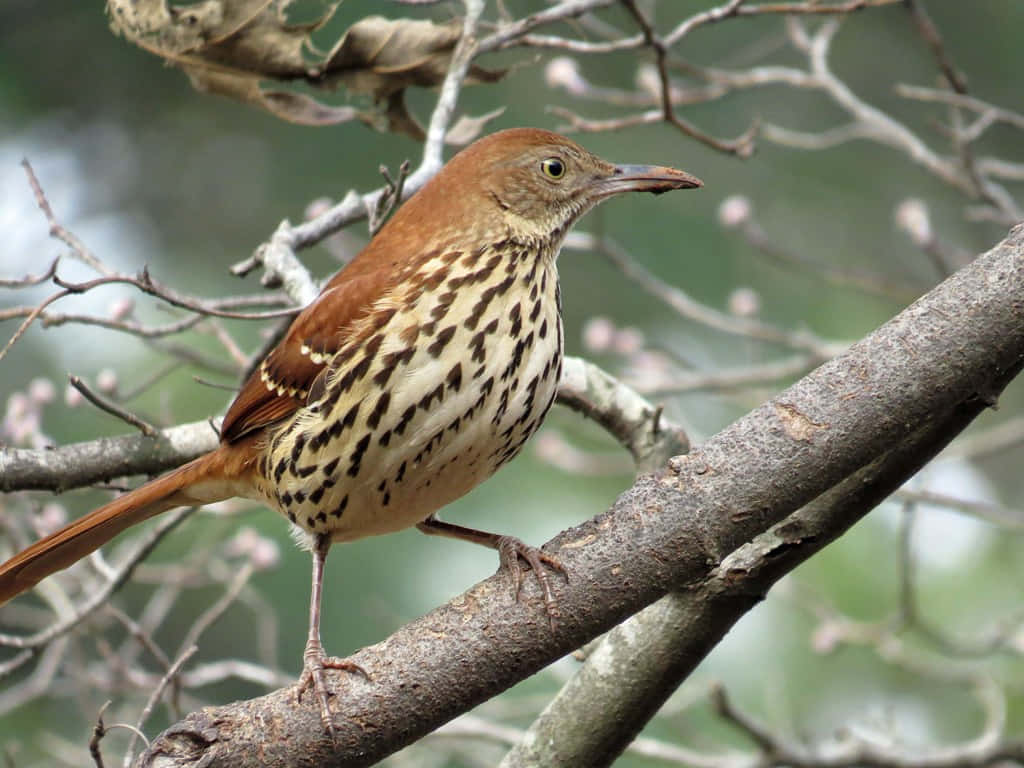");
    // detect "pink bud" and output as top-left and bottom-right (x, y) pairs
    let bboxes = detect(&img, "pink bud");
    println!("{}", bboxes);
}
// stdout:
(728, 287), (761, 318)
(718, 195), (752, 229)
(545, 57), (586, 95)
(65, 384), (84, 408)
(582, 316), (616, 353)
(895, 199), (932, 247)
(613, 327), (645, 356)
(96, 369), (118, 394)
(28, 378), (56, 405)
(108, 298), (136, 322)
